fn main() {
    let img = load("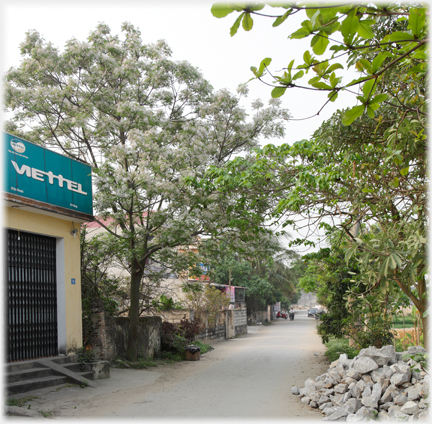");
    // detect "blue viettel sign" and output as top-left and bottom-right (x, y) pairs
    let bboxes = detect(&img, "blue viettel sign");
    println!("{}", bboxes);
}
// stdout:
(4, 133), (93, 216)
